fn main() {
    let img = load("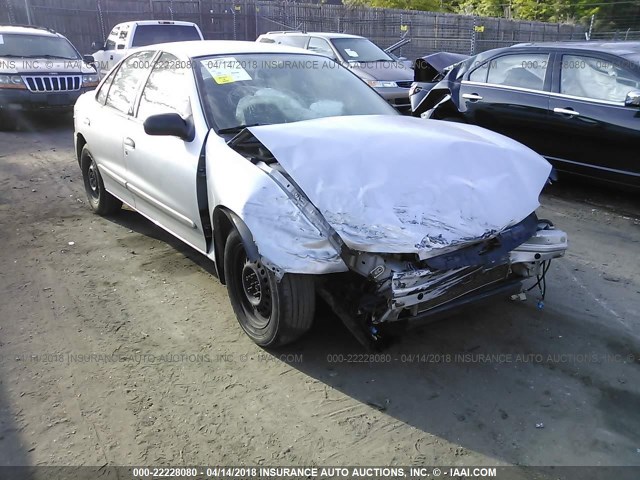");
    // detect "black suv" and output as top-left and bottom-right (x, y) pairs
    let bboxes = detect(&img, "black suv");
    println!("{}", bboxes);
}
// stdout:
(412, 42), (640, 188)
